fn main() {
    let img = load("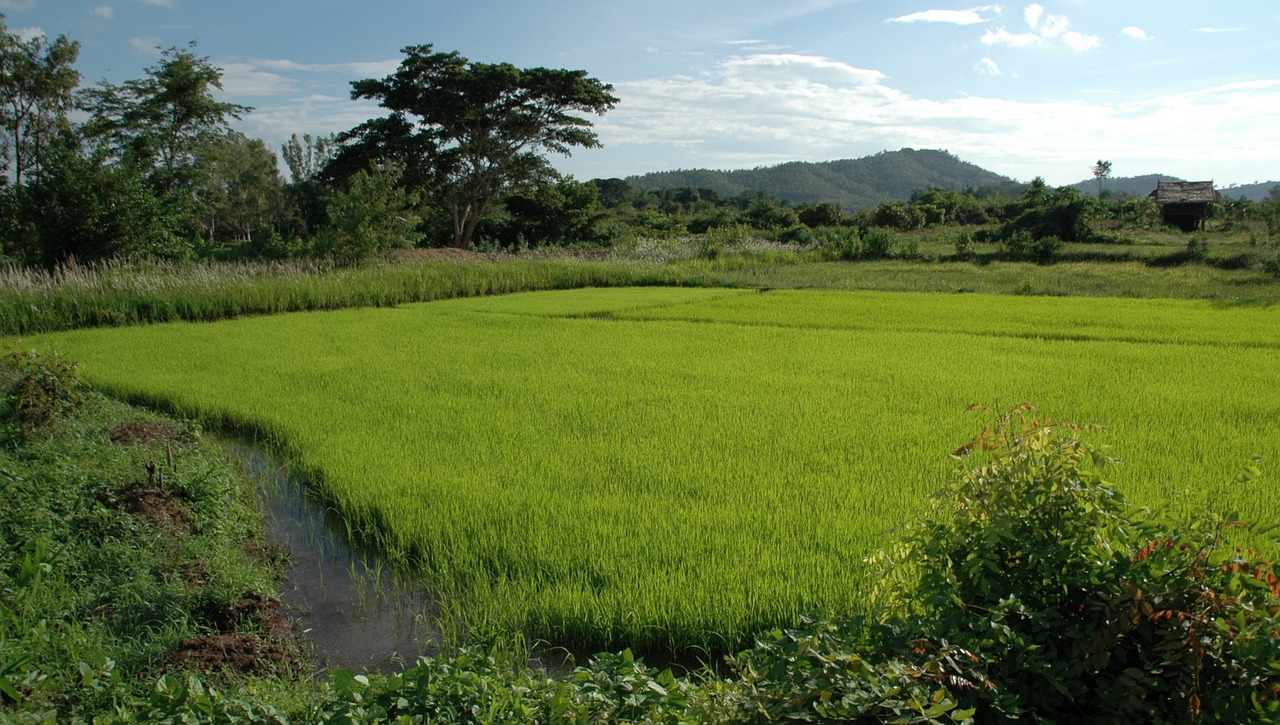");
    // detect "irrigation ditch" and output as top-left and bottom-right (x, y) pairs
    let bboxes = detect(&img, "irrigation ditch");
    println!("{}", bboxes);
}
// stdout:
(228, 441), (442, 673)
